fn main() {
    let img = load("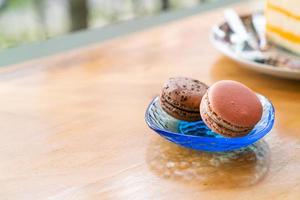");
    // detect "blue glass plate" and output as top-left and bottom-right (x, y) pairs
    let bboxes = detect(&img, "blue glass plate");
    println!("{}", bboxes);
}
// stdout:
(145, 94), (275, 152)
